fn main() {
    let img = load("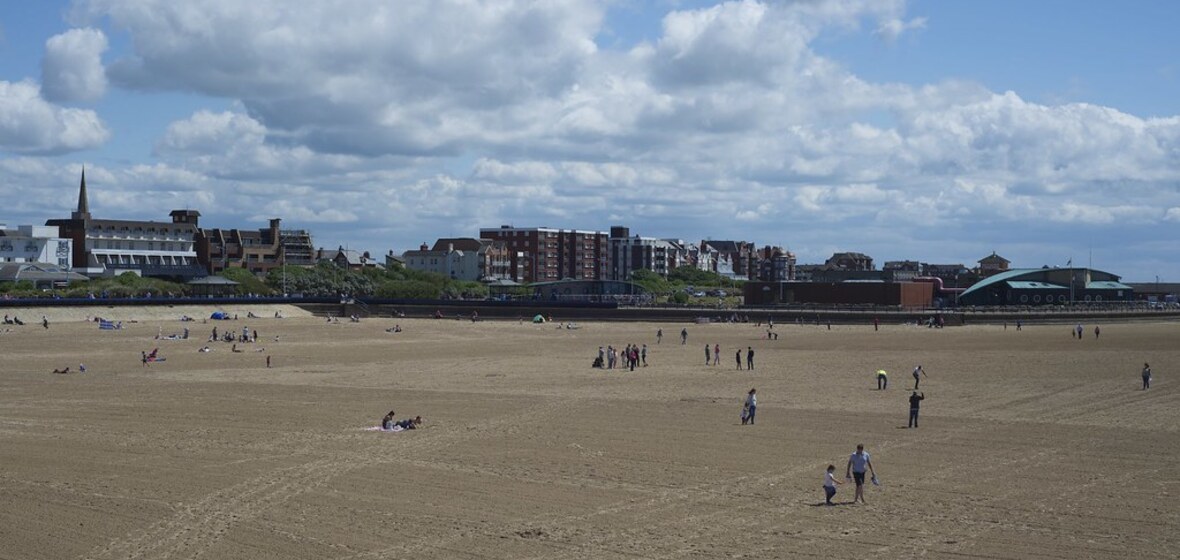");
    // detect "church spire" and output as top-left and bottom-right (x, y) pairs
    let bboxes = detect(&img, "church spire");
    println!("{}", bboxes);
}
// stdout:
(73, 167), (91, 220)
